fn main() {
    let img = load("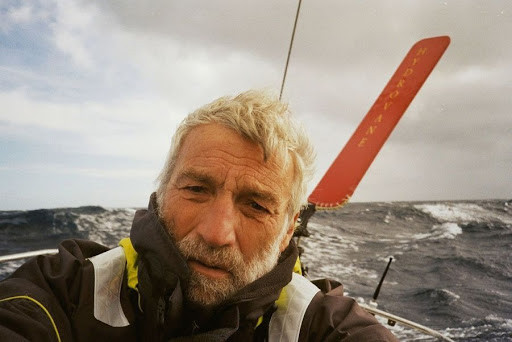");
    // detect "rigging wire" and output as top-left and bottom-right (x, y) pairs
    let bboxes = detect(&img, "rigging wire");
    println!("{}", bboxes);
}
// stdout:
(279, 0), (303, 101)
